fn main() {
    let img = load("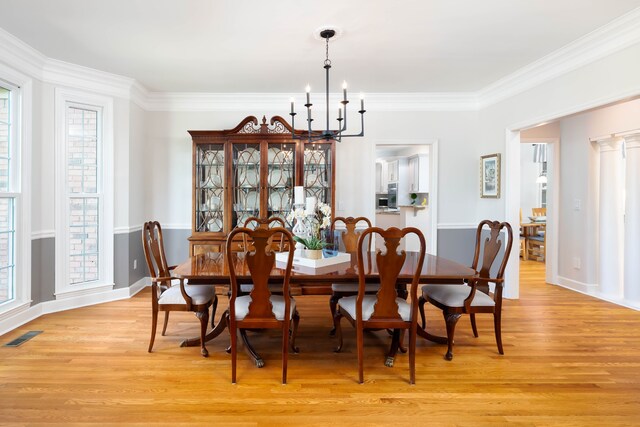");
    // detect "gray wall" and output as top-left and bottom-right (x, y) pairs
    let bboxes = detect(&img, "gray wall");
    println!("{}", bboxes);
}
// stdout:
(437, 227), (509, 279)
(30, 230), (147, 305)
(31, 237), (55, 304)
